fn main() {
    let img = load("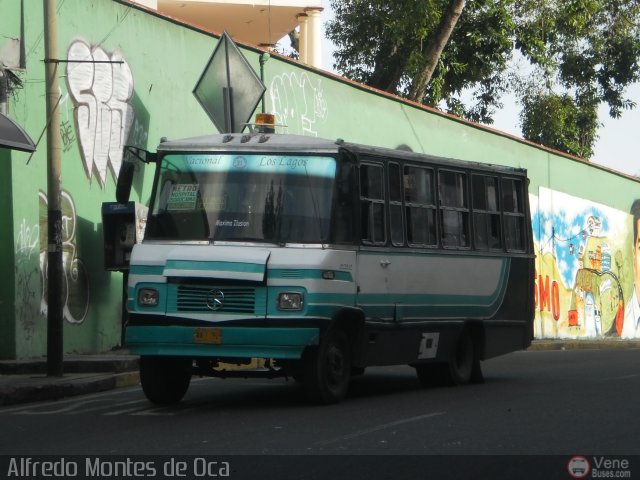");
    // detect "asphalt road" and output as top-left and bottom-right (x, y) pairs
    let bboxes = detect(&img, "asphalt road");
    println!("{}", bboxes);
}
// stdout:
(1, 349), (639, 479)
